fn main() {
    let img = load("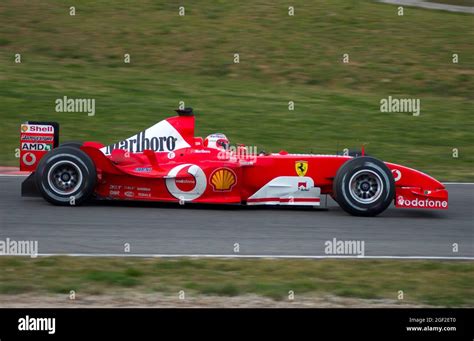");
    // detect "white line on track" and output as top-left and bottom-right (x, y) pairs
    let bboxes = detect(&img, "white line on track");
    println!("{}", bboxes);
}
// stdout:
(3, 254), (473, 260)
(442, 182), (474, 185)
